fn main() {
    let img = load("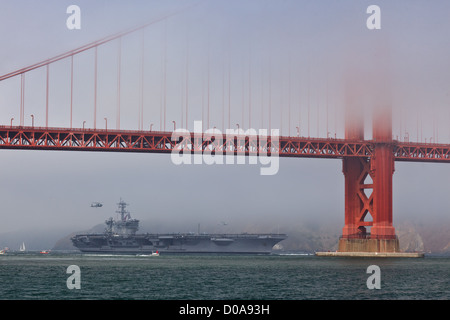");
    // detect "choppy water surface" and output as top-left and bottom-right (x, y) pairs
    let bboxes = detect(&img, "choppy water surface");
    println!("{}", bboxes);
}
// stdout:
(0, 253), (448, 300)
